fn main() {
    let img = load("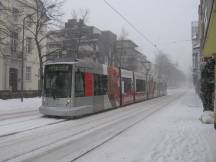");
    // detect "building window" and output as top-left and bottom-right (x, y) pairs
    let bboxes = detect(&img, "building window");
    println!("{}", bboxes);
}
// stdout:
(136, 79), (146, 92)
(9, 68), (18, 92)
(122, 77), (132, 94)
(26, 66), (32, 81)
(11, 31), (18, 55)
(12, 8), (19, 21)
(26, 16), (33, 27)
(26, 37), (33, 54)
